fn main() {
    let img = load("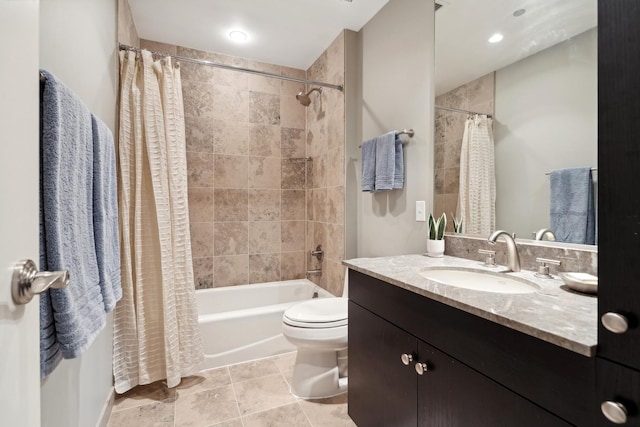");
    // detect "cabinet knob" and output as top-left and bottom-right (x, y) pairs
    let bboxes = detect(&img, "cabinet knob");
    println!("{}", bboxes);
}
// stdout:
(415, 362), (428, 376)
(601, 401), (628, 424)
(602, 312), (629, 334)
(400, 353), (414, 366)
